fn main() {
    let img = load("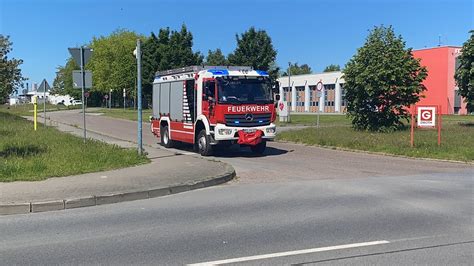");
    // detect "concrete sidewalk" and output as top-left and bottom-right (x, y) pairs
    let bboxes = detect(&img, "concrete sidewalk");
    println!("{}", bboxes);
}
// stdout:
(0, 113), (235, 215)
